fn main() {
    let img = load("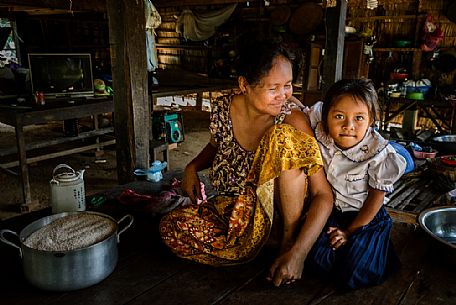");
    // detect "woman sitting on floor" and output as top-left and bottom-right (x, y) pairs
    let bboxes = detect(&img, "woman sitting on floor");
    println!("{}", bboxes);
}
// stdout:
(159, 41), (333, 287)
